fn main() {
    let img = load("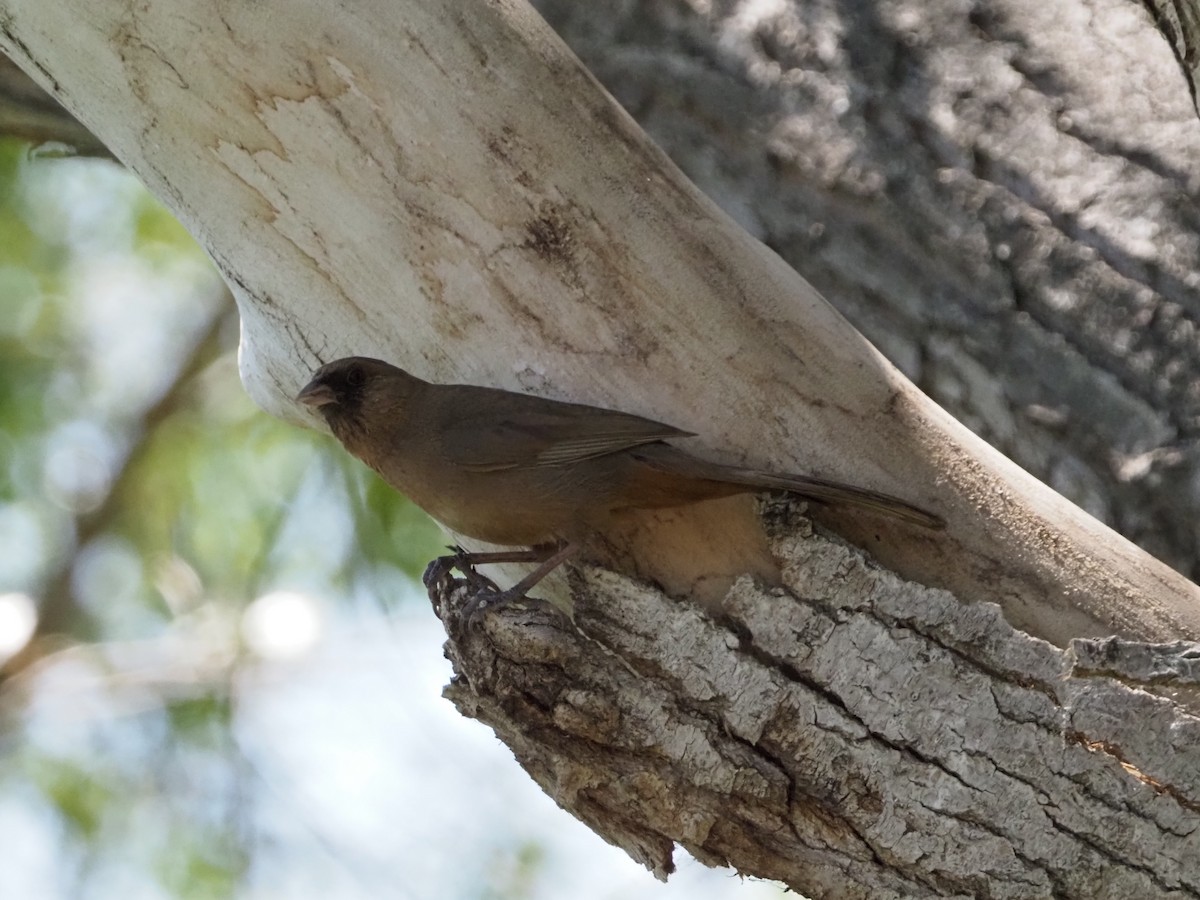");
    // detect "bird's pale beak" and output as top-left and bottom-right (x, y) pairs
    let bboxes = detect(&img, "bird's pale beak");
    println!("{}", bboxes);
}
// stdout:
(296, 380), (337, 408)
